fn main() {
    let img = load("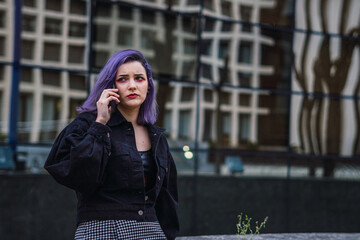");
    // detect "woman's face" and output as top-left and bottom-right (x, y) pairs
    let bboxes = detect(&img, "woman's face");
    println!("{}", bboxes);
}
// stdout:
(115, 61), (149, 111)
